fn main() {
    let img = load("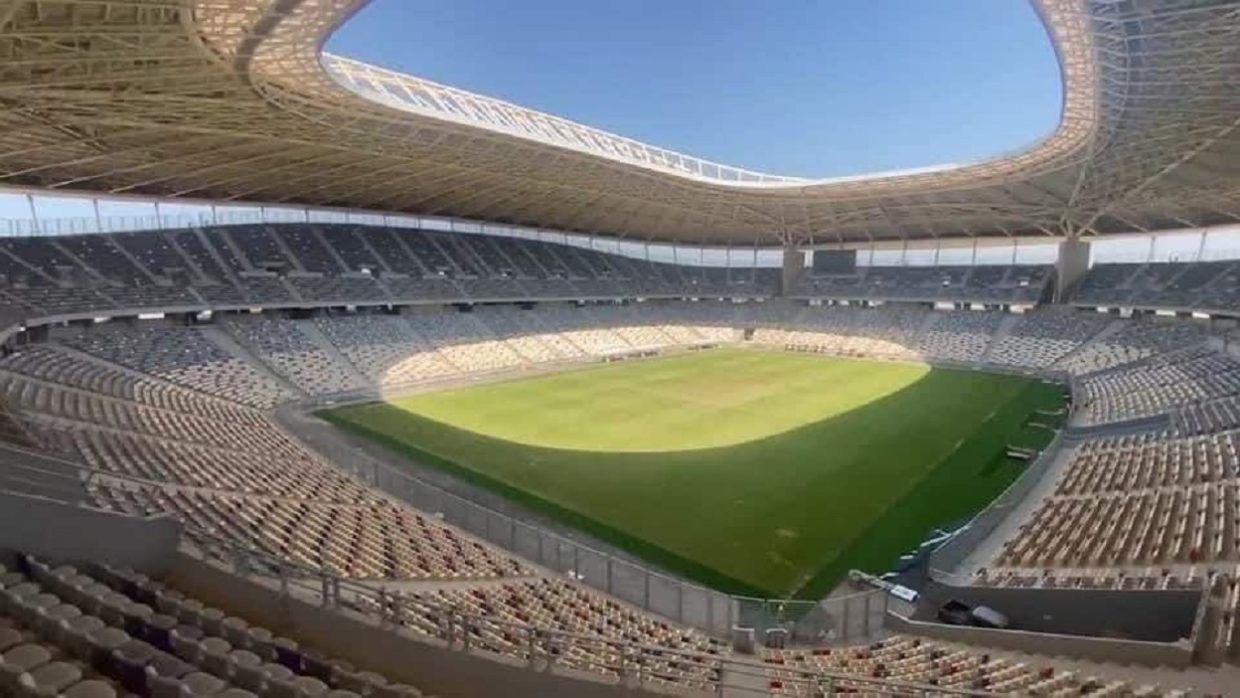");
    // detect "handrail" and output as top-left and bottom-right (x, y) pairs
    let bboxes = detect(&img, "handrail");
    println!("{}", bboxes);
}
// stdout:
(187, 529), (997, 697)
